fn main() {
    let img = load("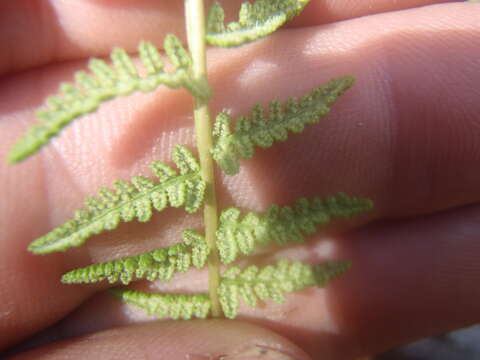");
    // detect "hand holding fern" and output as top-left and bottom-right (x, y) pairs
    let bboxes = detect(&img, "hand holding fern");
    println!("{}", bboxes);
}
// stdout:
(1, 1), (480, 359)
